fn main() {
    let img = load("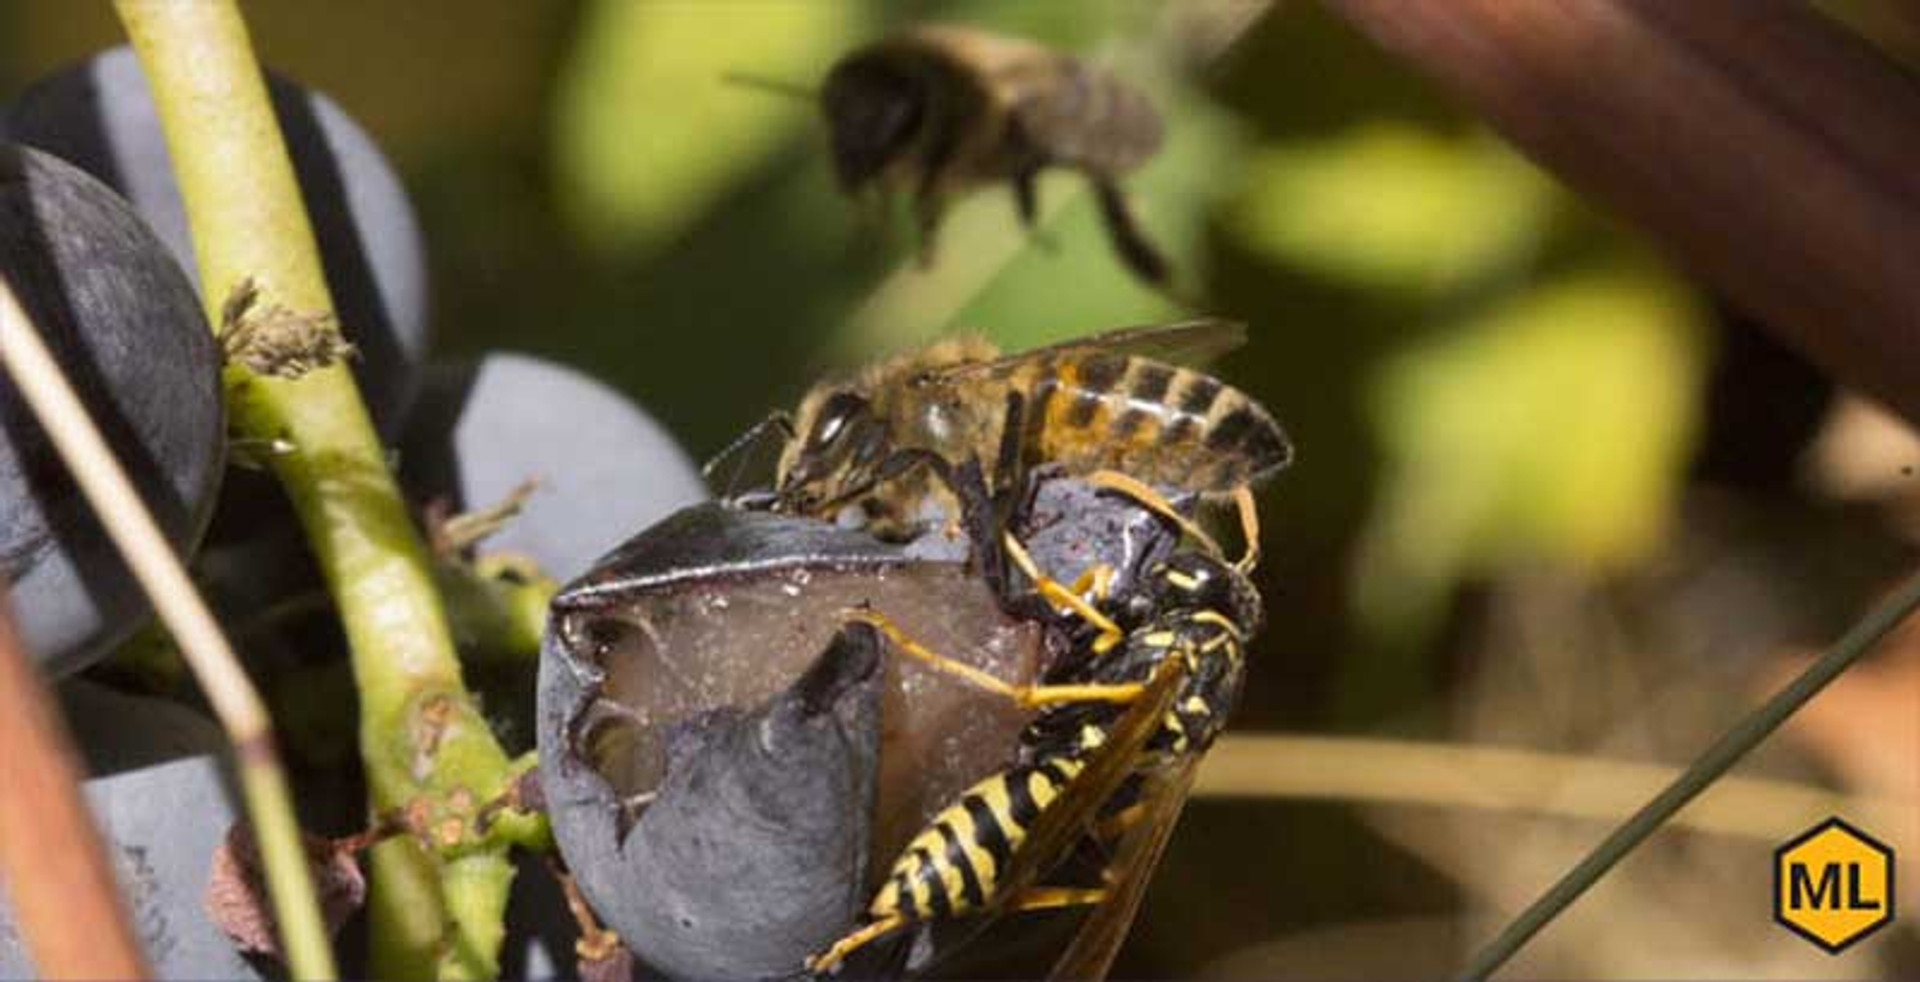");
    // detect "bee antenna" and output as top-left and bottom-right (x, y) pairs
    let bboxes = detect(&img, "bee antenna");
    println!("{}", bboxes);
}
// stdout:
(720, 71), (819, 102)
(702, 411), (795, 495)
